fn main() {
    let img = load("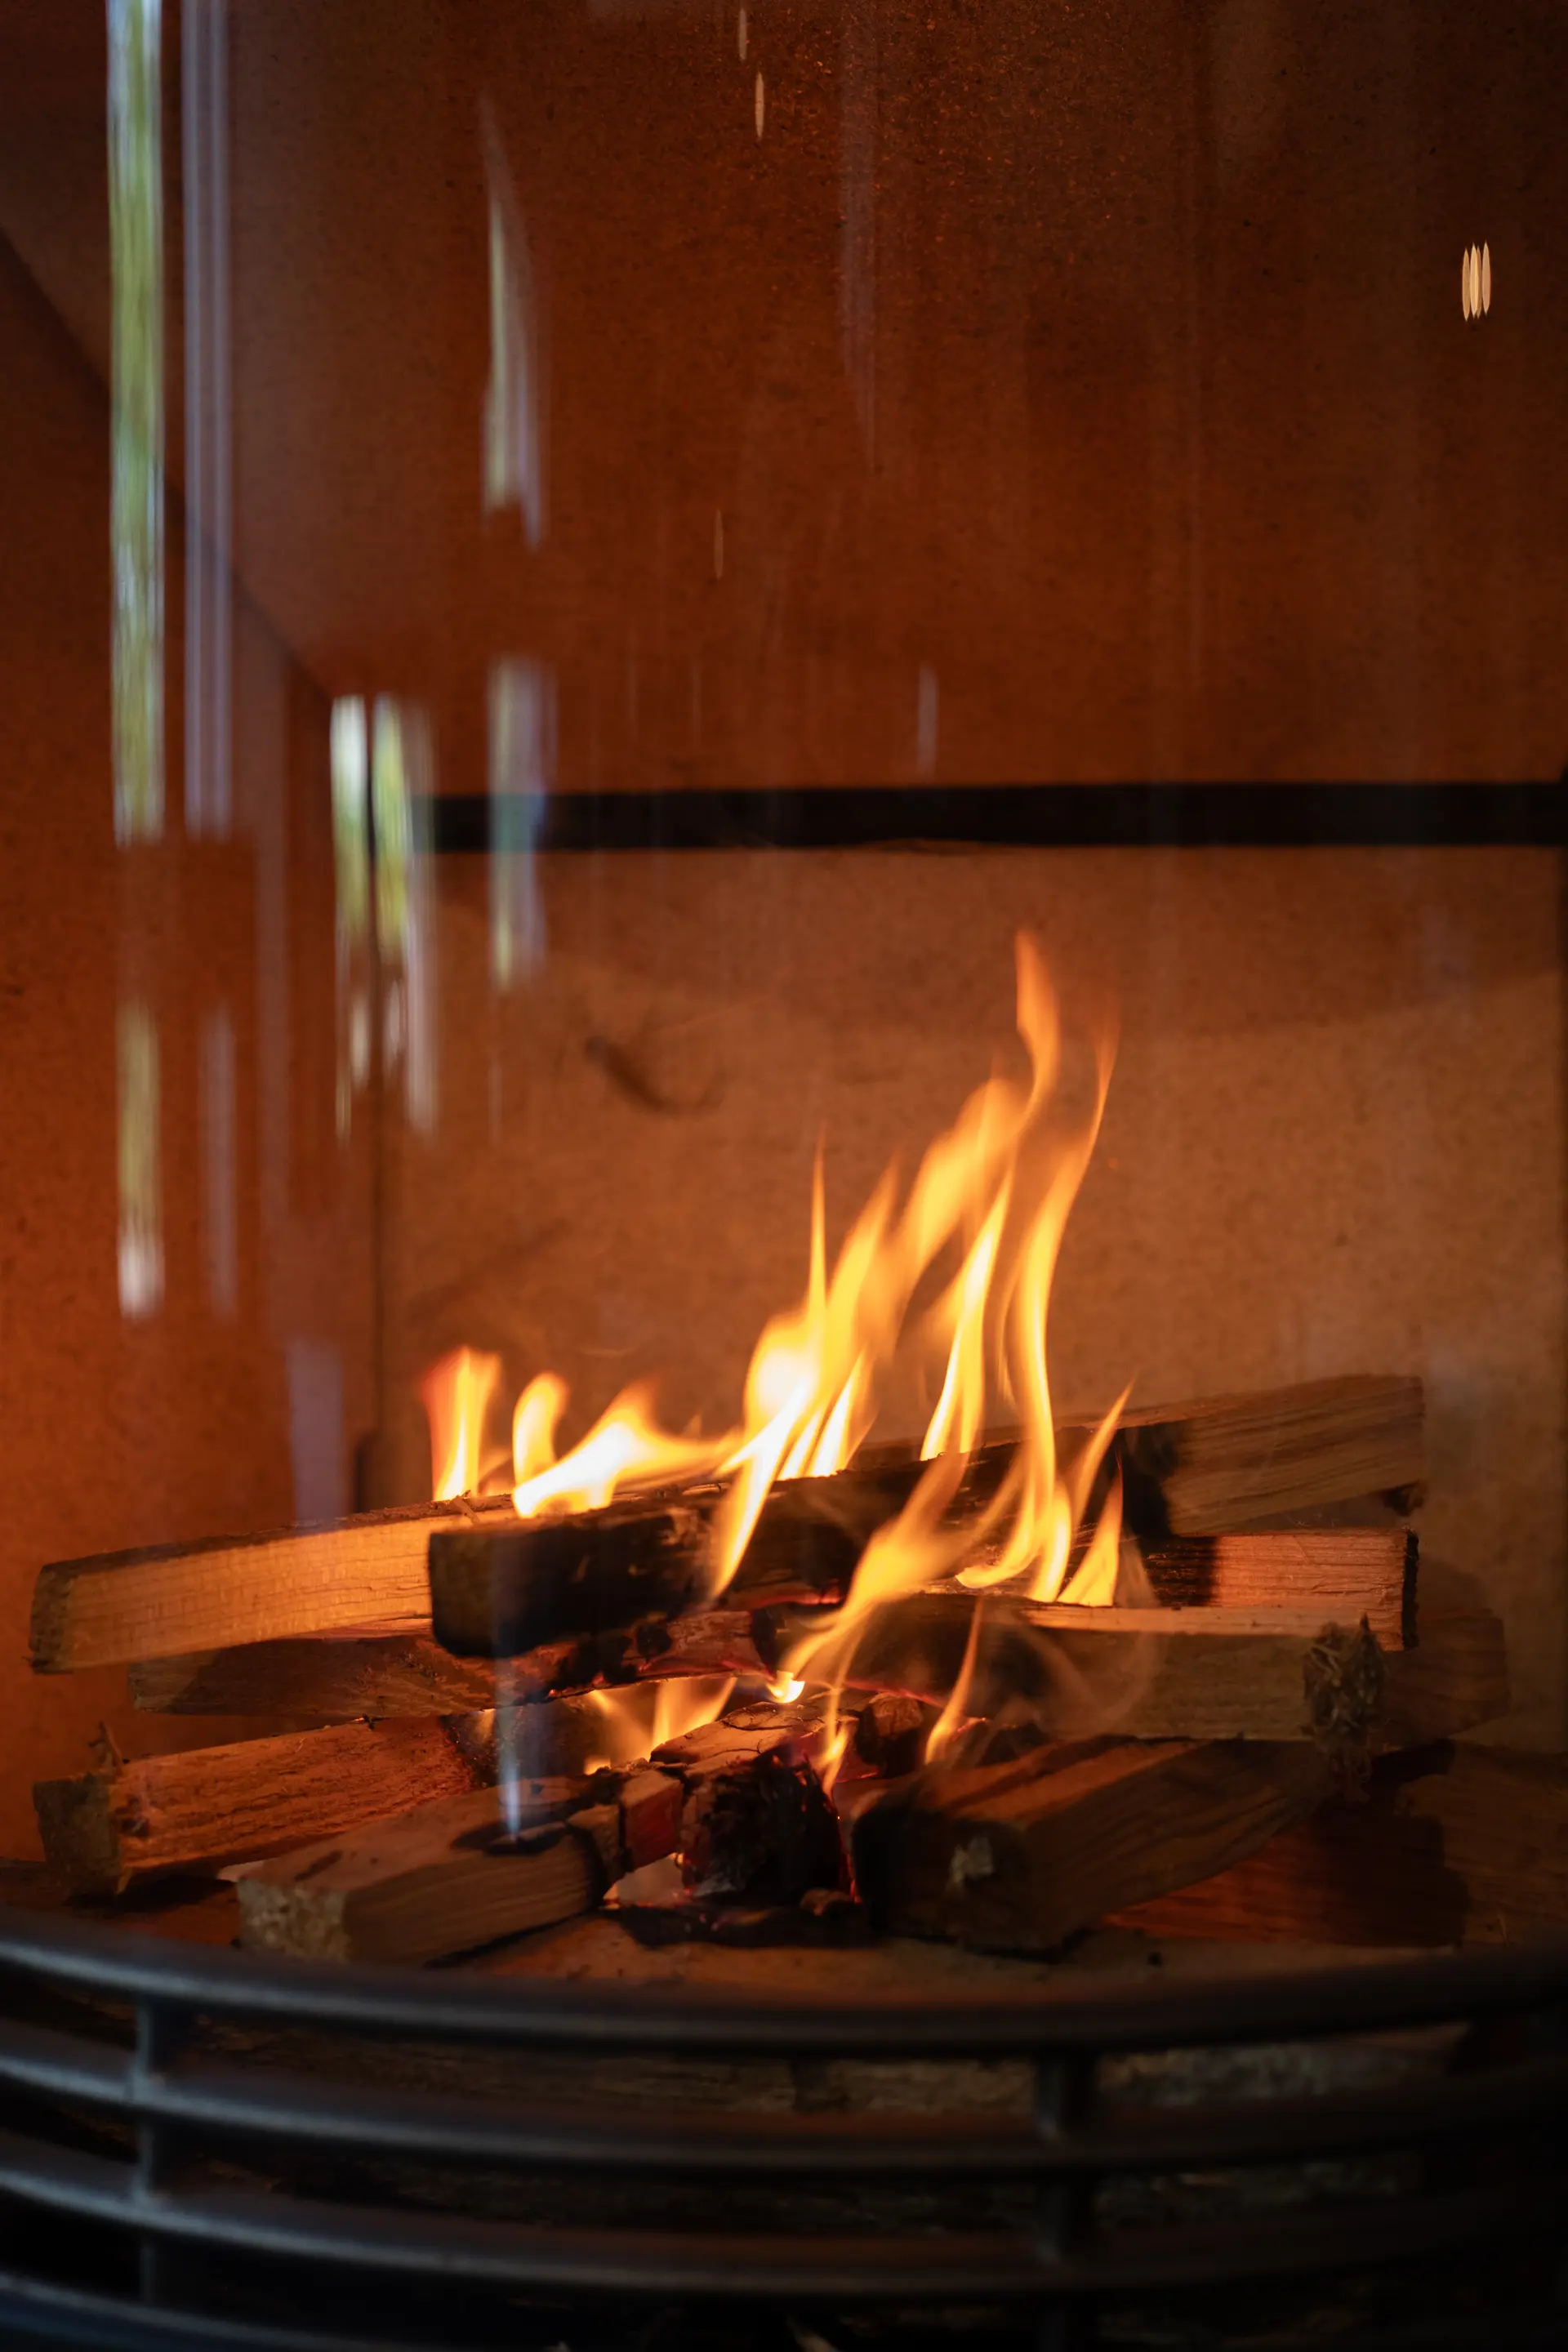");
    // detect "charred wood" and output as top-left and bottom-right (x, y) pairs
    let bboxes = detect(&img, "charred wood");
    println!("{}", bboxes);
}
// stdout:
(237, 1711), (844, 1963)
(425, 1441), (1015, 1659)
(1131, 1529), (1415, 1644)
(612, 1887), (869, 1949)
